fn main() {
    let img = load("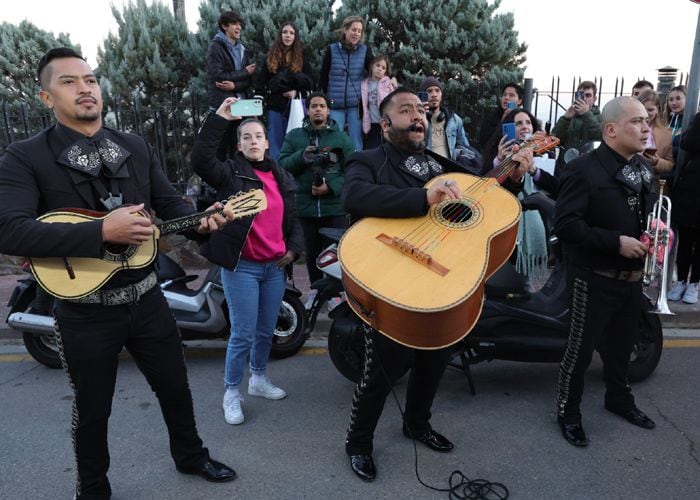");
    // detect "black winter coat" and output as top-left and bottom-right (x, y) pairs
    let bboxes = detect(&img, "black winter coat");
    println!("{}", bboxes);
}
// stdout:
(672, 112), (700, 227)
(206, 37), (252, 109)
(258, 58), (314, 113)
(191, 114), (304, 270)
